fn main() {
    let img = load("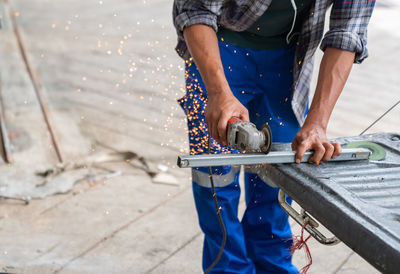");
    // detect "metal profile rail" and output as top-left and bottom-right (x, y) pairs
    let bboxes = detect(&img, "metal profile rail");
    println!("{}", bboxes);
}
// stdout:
(177, 148), (371, 168)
